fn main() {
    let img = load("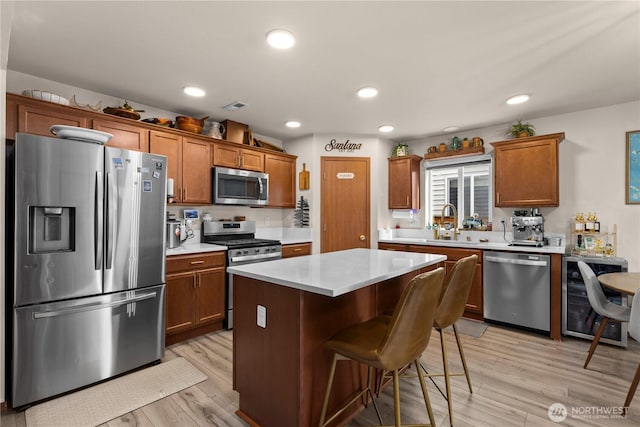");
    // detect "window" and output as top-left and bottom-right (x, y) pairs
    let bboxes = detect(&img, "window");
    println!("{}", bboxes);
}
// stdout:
(427, 159), (492, 228)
